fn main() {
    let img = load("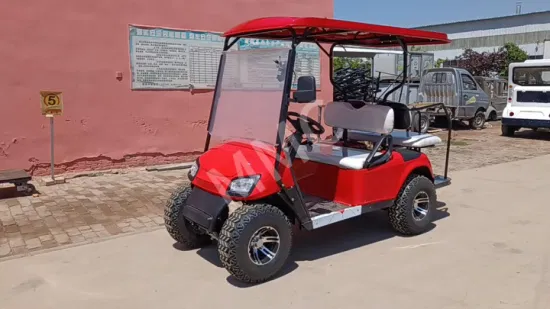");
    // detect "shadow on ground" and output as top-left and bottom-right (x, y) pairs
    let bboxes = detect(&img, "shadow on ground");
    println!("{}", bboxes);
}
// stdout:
(512, 128), (550, 141)
(173, 201), (450, 287)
